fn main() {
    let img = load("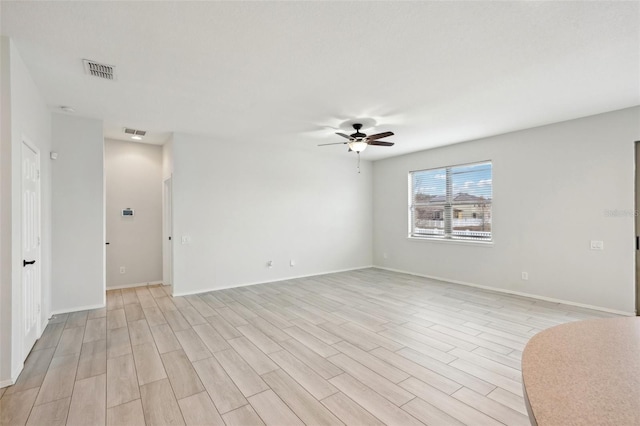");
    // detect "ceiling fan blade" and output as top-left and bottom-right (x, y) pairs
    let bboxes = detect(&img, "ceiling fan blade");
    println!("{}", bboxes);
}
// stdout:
(368, 141), (394, 146)
(367, 131), (394, 141)
(336, 132), (352, 139)
(318, 142), (347, 146)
